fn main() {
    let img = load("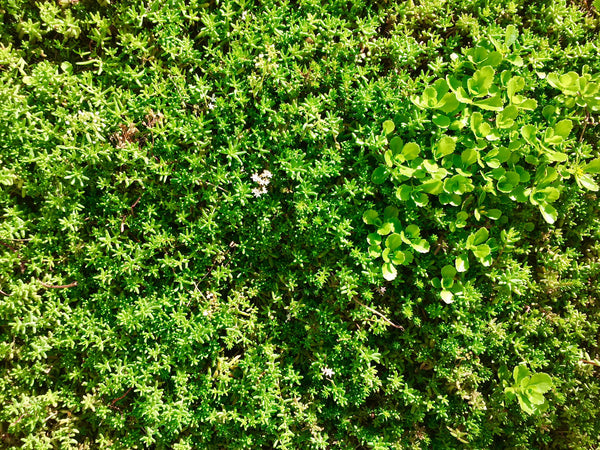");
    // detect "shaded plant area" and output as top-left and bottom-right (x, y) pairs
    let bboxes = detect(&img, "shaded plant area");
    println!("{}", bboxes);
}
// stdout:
(1, 0), (600, 448)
